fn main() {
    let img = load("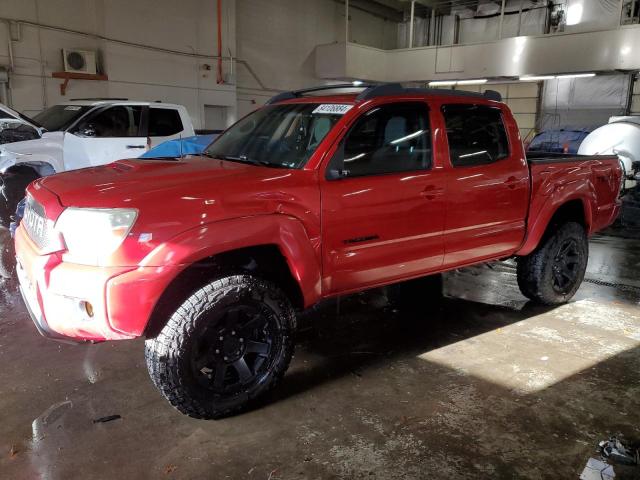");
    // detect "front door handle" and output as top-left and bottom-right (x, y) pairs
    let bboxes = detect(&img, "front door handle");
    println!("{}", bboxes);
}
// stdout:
(420, 185), (445, 200)
(126, 145), (146, 149)
(505, 176), (520, 189)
